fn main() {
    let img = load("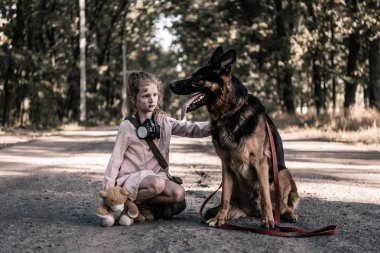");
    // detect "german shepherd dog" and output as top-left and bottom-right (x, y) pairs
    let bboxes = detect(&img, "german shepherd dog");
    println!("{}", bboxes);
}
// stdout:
(169, 46), (300, 229)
